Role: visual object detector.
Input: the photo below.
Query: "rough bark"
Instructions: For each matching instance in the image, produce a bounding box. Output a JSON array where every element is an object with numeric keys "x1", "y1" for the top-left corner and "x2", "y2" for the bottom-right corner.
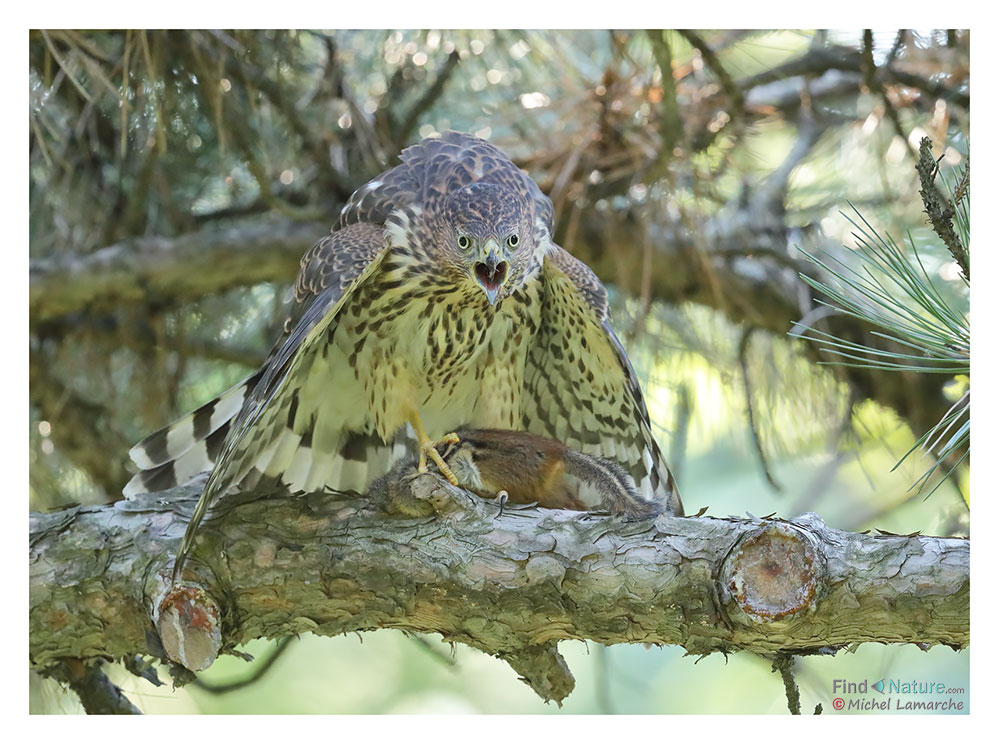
[{"x1": 29, "y1": 474, "x2": 969, "y2": 705}]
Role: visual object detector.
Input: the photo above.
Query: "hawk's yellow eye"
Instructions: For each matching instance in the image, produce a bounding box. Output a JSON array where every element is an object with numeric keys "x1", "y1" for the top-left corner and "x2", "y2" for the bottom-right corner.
[
  {"x1": 507, "y1": 234, "x2": 520, "y2": 248},
  {"x1": 457, "y1": 235, "x2": 471, "y2": 250}
]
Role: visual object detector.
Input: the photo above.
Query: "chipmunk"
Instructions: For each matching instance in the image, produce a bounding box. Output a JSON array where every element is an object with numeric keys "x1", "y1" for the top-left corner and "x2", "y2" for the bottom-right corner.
[{"x1": 372, "y1": 429, "x2": 662, "y2": 518}]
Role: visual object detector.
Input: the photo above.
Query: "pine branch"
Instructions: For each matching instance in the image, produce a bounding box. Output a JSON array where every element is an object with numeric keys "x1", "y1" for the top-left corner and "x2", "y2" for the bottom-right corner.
[
  {"x1": 30, "y1": 474, "x2": 969, "y2": 708},
  {"x1": 795, "y1": 192, "x2": 970, "y2": 493},
  {"x1": 916, "y1": 137, "x2": 970, "y2": 281}
]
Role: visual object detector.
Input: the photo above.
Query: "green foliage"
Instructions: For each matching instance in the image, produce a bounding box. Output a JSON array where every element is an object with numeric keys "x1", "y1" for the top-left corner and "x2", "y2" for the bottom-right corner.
[{"x1": 794, "y1": 151, "x2": 970, "y2": 496}]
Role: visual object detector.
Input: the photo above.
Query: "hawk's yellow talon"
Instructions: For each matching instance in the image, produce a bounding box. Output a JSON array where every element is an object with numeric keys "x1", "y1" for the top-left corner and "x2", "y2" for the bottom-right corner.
[
  {"x1": 423, "y1": 437, "x2": 460, "y2": 486},
  {"x1": 408, "y1": 414, "x2": 461, "y2": 485}
]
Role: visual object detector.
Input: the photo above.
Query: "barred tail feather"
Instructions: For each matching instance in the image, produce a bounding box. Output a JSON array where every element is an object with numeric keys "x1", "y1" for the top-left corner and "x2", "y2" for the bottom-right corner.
[
  {"x1": 123, "y1": 372, "x2": 260, "y2": 497},
  {"x1": 283, "y1": 432, "x2": 405, "y2": 494},
  {"x1": 122, "y1": 431, "x2": 221, "y2": 498},
  {"x1": 281, "y1": 445, "x2": 315, "y2": 490}
]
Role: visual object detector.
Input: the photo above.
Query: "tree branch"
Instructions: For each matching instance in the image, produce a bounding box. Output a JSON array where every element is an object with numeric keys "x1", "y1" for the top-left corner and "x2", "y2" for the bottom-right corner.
[
  {"x1": 30, "y1": 475, "x2": 969, "y2": 707},
  {"x1": 396, "y1": 50, "x2": 461, "y2": 148},
  {"x1": 916, "y1": 136, "x2": 969, "y2": 281},
  {"x1": 48, "y1": 660, "x2": 143, "y2": 715},
  {"x1": 678, "y1": 30, "x2": 745, "y2": 121},
  {"x1": 29, "y1": 218, "x2": 325, "y2": 324},
  {"x1": 735, "y1": 45, "x2": 969, "y2": 109}
]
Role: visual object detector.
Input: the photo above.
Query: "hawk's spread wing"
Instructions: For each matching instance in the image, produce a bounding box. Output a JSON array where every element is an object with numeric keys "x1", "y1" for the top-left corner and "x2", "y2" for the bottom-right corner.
[
  {"x1": 125, "y1": 131, "x2": 681, "y2": 582},
  {"x1": 168, "y1": 222, "x2": 389, "y2": 577},
  {"x1": 522, "y1": 244, "x2": 682, "y2": 516},
  {"x1": 255, "y1": 222, "x2": 389, "y2": 411}
]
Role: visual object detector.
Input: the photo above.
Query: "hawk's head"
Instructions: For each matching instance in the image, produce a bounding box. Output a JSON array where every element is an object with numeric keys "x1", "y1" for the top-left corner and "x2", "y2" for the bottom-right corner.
[{"x1": 441, "y1": 182, "x2": 544, "y2": 305}]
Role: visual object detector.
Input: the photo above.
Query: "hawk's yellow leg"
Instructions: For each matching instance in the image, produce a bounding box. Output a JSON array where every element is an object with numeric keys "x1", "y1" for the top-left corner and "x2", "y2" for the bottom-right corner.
[{"x1": 407, "y1": 413, "x2": 461, "y2": 485}]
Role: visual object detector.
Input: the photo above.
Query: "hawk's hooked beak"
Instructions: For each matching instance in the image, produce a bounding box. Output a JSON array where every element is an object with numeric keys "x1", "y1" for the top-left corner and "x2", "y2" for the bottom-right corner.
[{"x1": 473, "y1": 239, "x2": 509, "y2": 306}]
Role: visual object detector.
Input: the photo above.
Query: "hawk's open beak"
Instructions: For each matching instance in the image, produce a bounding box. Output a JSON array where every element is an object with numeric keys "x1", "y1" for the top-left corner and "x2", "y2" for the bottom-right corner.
[{"x1": 473, "y1": 240, "x2": 508, "y2": 305}]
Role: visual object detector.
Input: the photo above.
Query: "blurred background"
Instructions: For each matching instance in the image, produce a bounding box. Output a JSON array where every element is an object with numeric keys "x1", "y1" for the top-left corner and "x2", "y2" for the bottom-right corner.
[{"x1": 29, "y1": 29, "x2": 969, "y2": 714}]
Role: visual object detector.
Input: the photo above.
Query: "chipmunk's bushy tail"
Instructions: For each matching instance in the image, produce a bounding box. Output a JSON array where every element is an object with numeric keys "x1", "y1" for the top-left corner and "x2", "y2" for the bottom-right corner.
[{"x1": 563, "y1": 448, "x2": 664, "y2": 518}]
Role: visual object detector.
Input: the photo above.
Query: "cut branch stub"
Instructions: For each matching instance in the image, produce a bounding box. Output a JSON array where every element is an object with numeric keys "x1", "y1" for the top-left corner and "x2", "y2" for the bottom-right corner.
[
  {"x1": 720, "y1": 521, "x2": 825, "y2": 624},
  {"x1": 500, "y1": 644, "x2": 576, "y2": 705},
  {"x1": 155, "y1": 585, "x2": 222, "y2": 672}
]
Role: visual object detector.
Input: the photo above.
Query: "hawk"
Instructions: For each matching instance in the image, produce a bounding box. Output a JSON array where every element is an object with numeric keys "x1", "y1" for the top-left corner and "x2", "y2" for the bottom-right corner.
[{"x1": 124, "y1": 132, "x2": 682, "y2": 576}]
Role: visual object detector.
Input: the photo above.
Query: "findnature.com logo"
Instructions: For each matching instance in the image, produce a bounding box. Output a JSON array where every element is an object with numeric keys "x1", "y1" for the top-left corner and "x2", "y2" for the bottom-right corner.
[{"x1": 830, "y1": 678, "x2": 966, "y2": 712}]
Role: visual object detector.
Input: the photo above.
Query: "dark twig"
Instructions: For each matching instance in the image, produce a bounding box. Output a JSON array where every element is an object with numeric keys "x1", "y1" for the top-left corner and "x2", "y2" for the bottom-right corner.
[
  {"x1": 862, "y1": 30, "x2": 917, "y2": 165},
  {"x1": 887, "y1": 29, "x2": 908, "y2": 65},
  {"x1": 55, "y1": 660, "x2": 143, "y2": 715},
  {"x1": 735, "y1": 47, "x2": 864, "y2": 94},
  {"x1": 772, "y1": 653, "x2": 801, "y2": 715},
  {"x1": 735, "y1": 45, "x2": 969, "y2": 110},
  {"x1": 403, "y1": 632, "x2": 459, "y2": 668},
  {"x1": 374, "y1": 61, "x2": 410, "y2": 145},
  {"x1": 738, "y1": 327, "x2": 782, "y2": 493},
  {"x1": 397, "y1": 50, "x2": 461, "y2": 148},
  {"x1": 860, "y1": 30, "x2": 877, "y2": 92},
  {"x1": 678, "y1": 30, "x2": 745, "y2": 122}
]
